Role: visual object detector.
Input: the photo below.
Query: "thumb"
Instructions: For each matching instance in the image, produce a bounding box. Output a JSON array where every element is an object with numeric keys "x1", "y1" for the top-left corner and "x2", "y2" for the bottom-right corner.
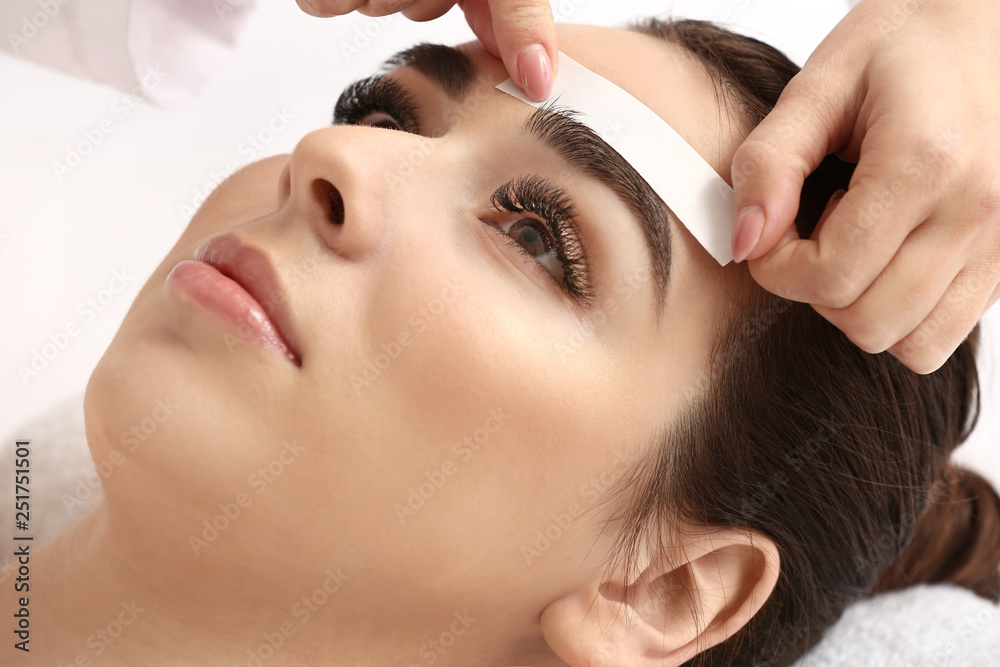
[
  {"x1": 462, "y1": 0, "x2": 557, "y2": 101},
  {"x1": 730, "y1": 73, "x2": 853, "y2": 263}
]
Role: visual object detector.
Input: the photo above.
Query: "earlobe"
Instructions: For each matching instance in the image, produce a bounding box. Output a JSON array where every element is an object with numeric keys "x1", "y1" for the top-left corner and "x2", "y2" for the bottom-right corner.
[{"x1": 539, "y1": 528, "x2": 780, "y2": 667}]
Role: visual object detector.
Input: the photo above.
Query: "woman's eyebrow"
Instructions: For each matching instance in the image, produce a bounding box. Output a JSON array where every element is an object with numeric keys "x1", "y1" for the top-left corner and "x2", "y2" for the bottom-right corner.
[
  {"x1": 383, "y1": 43, "x2": 474, "y2": 98},
  {"x1": 526, "y1": 106, "x2": 672, "y2": 320}
]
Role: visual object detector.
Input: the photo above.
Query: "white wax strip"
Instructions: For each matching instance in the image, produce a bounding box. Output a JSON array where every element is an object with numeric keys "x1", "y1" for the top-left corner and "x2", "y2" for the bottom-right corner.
[{"x1": 497, "y1": 53, "x2": 735, "y2": 265}]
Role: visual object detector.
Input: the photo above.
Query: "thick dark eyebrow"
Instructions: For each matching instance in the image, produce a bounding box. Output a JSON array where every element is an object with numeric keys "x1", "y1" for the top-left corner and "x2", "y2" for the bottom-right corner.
[
  {"x1": 384, "y1": 44, "x2": 473, "y2": 99},
  {"x1": 526, "y1": 106, "x2": 672, "y2": 321}
]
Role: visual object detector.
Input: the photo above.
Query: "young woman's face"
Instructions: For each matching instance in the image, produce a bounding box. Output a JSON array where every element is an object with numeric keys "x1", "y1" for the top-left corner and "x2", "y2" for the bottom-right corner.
[{"x1": 85, "y1": 22, "x2": 745, "y2": 645}]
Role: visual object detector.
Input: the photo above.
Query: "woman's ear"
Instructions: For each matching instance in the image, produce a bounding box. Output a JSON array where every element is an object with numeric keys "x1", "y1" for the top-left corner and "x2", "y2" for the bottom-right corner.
[{"x1": 539, "y1": 528, "x2": 780, "y2": 667}]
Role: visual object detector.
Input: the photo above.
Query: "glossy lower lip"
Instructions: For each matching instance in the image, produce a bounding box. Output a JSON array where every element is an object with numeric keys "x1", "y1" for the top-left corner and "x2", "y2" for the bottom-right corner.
[{"x1": 166, "y1": 259, "x2": 298, "y2": 364}]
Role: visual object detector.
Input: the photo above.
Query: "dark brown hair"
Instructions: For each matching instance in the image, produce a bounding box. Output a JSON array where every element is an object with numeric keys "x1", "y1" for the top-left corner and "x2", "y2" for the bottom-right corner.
[{"x1": 610, "y1": 18, "x2": 1000, "y2": 666}]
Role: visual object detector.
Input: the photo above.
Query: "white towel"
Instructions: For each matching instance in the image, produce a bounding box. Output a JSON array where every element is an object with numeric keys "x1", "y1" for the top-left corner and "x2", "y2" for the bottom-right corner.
[{"x1": 793, "y1": 585, "x2": 1000, "y2": 666}]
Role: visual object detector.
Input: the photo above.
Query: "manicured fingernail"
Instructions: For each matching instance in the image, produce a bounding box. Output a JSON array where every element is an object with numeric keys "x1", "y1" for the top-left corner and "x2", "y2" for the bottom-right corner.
[
  {"x1": 732, "y1": 204, "x2": 765, "y2": 263},
  {"x1": 518, "y1": 44, "x2": 552, "y2": 102}
]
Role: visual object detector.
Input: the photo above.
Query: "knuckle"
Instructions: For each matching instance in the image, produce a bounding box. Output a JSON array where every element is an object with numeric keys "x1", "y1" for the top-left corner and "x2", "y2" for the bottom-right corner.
[
  {"x1": 846, "y1": 172, "x2": 896, "y2": 232},
  {"x1": 493, "y1": 1, "x2": 553, "y2": 28},
  {"x1": 767, "y1": 71, "x2": 841, "y2": 146},
  {"x1": 855, "y1": 330, "x2": 894, "y2": 355},
  {"x1": 369, "y1": 0, "x2": 412, "y2": 14},
  {"x1": 896, "y1": 314, "x2": 966, "y2": 374},
  {"x1": 895, "y1": 344, "x2": 948, "y2": 376},
  {"x1": 958, "y1": 263, "x2": 997, "y2": 303},
  {"x1": 815, "y1": 271, "x2": 865, "y2": 309},
  {"x1": 839, "y1": 314, "x2": 894, "y2": 355},
  {"x1": 969, "y1": 179, "x2": 1000, "y2": 232}
]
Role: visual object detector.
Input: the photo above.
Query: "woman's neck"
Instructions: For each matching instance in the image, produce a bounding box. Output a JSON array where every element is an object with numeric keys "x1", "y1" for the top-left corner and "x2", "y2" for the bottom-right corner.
[
  {"x1": 1, "y1": 504, "x2": 341, "y2": 665},
  {"x1": 0, "y1": 501, "x2": 553, "y2": 666},
  {"x1": 4, "y1": 505, "x2": 206, "y2": 665}
]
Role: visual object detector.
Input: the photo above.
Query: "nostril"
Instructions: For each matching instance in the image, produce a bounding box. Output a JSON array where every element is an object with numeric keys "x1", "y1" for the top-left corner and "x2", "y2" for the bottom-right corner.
[{"x1": 314, "y1": 179, "x2": 344, "y2": 226}]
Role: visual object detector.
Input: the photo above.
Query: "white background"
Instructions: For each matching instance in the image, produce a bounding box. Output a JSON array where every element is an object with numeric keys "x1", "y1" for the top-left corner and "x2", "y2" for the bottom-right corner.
[{"x1": 1, "y1": 0, "x2": 996, "y2": 487}]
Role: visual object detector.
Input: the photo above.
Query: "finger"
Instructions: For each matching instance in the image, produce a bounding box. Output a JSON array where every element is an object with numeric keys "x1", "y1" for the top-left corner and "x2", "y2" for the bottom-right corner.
[
  {"x1": 989, "y1": 281, "x2": 1000, "y2": 312},
  {"x1": 889, "y1": 261, "x2": 1000, "y2": 374},
  {"x1": 401, "y1": 0, "x2": 457, "y2": 20},
  {"x1": 296, "y1": 0, "x2": 366, "y2": 16},
  {"x1": 748, "y1": 121, "x2": 950, "y2": 309},
  {"x1": 811, "y1": 188, "x2": 846, "y2": 237},
  {"x1": 470, "y1": 0, "x2": 556, "y2": 102},
  {"x1": 357, "y1": 0, "x2": 414, "y2": 16},
  {"x1": 731, "y1": 68, "x2": 856, "y2": 263},
  {"x1": 813, "y1": 218, "x2": 965, "y2": 354}
]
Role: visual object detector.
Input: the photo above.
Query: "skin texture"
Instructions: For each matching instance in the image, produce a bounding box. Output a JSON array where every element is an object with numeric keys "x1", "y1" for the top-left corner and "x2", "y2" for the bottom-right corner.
[{"x1": 1, "y1": 25, "x2": 777, "y2": 667}]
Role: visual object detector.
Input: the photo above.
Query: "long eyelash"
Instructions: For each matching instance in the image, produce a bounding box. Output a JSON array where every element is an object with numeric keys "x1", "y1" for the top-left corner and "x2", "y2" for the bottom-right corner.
[
  {"x1": 332, "y1": 76, "x2": 421, "y2": 133},
  {"x1": 490, "y1": 176, "x2": 594, "y2": 307}
]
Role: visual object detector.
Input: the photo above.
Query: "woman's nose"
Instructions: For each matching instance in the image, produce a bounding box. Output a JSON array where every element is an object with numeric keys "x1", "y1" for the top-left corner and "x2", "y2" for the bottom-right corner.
[{"x1": 282, "y1": 125, "x2": 431, "y2": 261}]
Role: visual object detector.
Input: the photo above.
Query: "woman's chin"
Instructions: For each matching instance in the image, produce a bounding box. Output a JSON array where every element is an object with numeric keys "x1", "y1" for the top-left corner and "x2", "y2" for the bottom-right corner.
[{"x1": 83, "y1": 324, "x2": 289, "y2": 506}]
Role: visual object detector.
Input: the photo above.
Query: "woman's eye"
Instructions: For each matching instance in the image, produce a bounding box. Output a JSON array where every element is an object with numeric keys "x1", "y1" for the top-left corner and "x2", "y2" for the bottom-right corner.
[
  {"x1": 487, "y1": 176, "x2": 593, "y2": 307},
  {"x1": 492, "y1": 217, "x2": 563, "y2": 282},
  {"x1": 358, "y1": 112, "x2": 404, "y2": 132}
]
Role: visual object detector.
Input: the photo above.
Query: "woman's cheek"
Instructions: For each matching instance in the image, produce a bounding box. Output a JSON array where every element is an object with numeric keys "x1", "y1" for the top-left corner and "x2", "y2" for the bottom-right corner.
[{"x1": 185, "y1": 155, "x2": 289, "y2": 238}]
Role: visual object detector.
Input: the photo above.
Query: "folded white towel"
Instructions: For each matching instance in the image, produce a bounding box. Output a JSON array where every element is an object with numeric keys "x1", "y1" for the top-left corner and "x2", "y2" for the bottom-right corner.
[{"x1": 3, "y1": 394, "x2": 999, "y2": 665}]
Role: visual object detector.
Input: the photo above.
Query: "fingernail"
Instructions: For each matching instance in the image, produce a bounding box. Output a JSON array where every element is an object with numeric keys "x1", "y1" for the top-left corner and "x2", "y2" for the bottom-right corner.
[
  {"x1": 518, "y1": 44, "x2": 552, "y2": 102},
  {"x1": 732, "y1": 204, "x2": 765, "y2": 263}
]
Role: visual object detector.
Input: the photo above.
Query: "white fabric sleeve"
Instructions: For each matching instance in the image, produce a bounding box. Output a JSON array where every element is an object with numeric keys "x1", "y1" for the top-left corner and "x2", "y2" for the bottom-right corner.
[{"x1": 0, "y1": 0, "x2": 256, "y2": 107}]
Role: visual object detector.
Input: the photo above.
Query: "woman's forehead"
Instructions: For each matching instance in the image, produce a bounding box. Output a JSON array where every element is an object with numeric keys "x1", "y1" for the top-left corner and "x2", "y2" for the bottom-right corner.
[{"x1": 457, "y1": 22, "x2": 743, "y2": 181}]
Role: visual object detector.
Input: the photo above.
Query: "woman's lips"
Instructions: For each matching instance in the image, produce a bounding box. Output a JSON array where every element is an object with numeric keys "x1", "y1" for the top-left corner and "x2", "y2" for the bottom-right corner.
[{"x1": 165, "y1": 236, "x2": 302, "y2": 366}]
